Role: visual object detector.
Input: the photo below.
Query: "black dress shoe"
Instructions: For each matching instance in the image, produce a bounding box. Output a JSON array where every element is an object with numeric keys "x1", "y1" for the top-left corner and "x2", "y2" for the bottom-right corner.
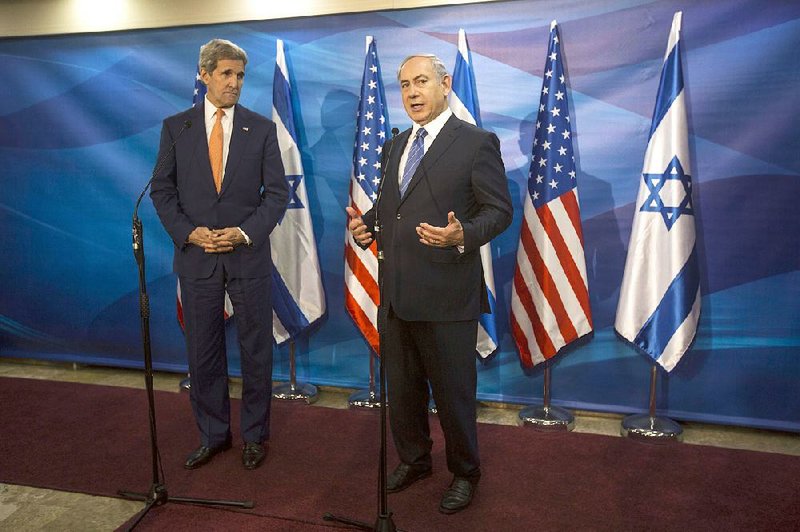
[
  {"x1": 242, "y1": 442, "x2": 266, "y2": 470},
  {"x1": 184, "y1": 439, "x2": 232, "y2": 470},
  {"x1": 439, "y1": 476, "x2": 478, "y2": 514},
  {"x1": 386, "y1": 463, "x2": 432, "y2": 493}
]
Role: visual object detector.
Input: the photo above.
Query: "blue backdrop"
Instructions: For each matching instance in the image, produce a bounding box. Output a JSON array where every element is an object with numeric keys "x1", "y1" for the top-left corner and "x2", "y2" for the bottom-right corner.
[{"x1": 1, "y1": 0, "x2": 798, "y2": 431}]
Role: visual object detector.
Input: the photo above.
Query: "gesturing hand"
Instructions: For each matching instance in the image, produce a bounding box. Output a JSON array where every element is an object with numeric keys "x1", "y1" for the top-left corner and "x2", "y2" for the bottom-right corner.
[
  {"x1": 346, "y1": 206, "x2": 374, "y2": 246},
  {"x1": 416, "y1": 211, "x2": 464, "y2": 248}
]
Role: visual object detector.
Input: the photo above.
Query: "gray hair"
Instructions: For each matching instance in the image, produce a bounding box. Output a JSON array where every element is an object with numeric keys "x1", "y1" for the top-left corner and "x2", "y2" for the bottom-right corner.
[
  {"x1": 198, "y1": 39, "x2": 248, "y2": 73},
  {"x1": 397, "y1": 54, "x2": 449, "y2": 82}
]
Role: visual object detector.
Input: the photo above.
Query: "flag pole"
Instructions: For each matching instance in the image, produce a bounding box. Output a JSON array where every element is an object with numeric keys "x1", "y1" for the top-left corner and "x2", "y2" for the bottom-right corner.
[
  {"x1": 273, "y1": 340, "x2": 319, "y2": 404},
  {"x1": 519, "y1": 361, "x2": 574, "y2": 431},
  {"x1": 348, "y1": 349, "x2": 382, "y2": 408},
  {"x1": 620, "y1": 362, "x2": 682, "y2": 442},
  {"x1": 511, "y1": 20, "x2": 594, "y2": 416},
  {"x1": 616, "y1": 12, "x2": 691, "y2": 444}
]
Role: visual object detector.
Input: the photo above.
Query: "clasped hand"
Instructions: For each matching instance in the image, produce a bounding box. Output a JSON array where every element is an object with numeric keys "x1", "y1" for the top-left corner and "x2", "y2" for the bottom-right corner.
[{"x1": 188, "y1": 227, "x2": 245, "y2": 253}]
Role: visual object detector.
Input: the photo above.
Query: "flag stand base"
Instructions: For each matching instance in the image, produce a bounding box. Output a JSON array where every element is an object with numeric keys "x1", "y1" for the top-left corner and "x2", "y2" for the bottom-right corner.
[
  {"x1": 428, "y1": 397, "x2": 438, "y2": 415},
  {"x1": 273, "y1": 341, "x2": 319, "y2": 404},
  {"x1": 519, "y1": 404, "x2": 574, "y2": 431},
  {"x1": 620, "y1": 414, "x2": 683, "y2": 442},
  {"x1": 349, "y1": 352, "x2": 384, "y2": 409},
  {"x1": 273, "y1": 382, "x2": 319, "y2": 404},
  {"x1": 348, "y1": 387, "x2": 383, "y2": 409},
  {"x1": 519, "y1": 365, "x2": 573, "y2": 431},
  {"x1": 621, "y1": 364, "x2": 683, "y2": 443}
]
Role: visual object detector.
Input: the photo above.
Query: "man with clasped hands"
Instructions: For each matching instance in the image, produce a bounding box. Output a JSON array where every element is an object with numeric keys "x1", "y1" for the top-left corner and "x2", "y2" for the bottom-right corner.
[
  {"x1": 347, "y1": 54, "x2": 512, "y2": 514},
  {"x1": 150, "y1": 39, "x2": 289, "y2": 472}
]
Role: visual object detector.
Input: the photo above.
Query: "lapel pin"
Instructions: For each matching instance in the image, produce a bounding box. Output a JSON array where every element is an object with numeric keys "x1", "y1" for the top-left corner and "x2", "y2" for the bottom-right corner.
[{"x1": 242, "y1": 127, "x2": 249, "y2": 132}]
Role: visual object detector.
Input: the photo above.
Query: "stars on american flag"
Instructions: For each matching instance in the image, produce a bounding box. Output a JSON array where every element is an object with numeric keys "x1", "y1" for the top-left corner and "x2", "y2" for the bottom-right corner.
[
  {"x1": 192, "y1": 67, "x2": 206, "y2": 107},
  {"x1": 510, "y1": 21, "x2": 593, "y2": 369},
  {"x1": 353, "y1": 48, "x2": 389, "y2": 202},
  {"x1": 527, "y1": 32, "x2": 577, "y2": 210}
]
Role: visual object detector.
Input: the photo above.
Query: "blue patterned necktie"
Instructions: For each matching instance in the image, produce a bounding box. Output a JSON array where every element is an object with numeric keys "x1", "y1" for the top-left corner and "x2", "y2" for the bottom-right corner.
[{"x1": 400, "y1": 128, "x2": 427, "y2": 198}]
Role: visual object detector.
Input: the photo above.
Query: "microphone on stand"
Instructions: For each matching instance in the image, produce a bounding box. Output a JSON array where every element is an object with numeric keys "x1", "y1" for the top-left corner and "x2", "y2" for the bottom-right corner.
[
  {"x1": 373, "y1": 127, "x2": 401, "y2": 245},
  {"x1": 120, "y1": 114, "x2": 252, "y2": 520},
  {"x1": 133, "y1": 120, "x2": 191, "y2": 259},
  {"x1": 133, "y1": 119, "x2": 192, "y2": 225}
]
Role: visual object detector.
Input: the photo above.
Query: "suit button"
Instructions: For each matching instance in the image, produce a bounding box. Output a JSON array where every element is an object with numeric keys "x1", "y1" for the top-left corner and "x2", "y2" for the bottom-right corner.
[{"x1": 396, "y1": 214, "x2": 401, "y2": 220}]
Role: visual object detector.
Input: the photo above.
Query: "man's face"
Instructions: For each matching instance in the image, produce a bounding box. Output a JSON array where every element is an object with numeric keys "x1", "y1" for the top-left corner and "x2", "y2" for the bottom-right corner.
[
  {"x1": 399, "y1": 56, "x2": 451, "y2": 126},
  {"x1": 202, "y1": 59, "x2": 245, "y2": 109}
]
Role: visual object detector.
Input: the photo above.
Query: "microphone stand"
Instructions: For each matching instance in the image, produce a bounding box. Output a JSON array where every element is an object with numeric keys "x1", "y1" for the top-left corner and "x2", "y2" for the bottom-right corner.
[
  {"x1": 118, "y1": 121, "x2": 252, "y2": 530},
  {"x1": 325, "y1": 128, "x2": 400, "y2": 532}
]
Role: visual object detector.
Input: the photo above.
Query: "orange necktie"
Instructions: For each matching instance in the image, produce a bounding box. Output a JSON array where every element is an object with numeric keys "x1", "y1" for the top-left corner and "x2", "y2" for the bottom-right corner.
[{"x1": 209, "y1": 108, "x2": 224, "y2": 193}]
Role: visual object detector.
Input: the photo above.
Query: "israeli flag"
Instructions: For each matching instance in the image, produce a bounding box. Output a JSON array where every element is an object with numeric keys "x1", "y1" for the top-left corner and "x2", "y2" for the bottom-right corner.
[
  {"x1": 448, "y1": 28, "x2": 499, "y2": 359},
  {"x1": 270, "y1": 39, "x2": 326, "y2": 344},
  {"x1": 615, "y1": 12, "x2": 700, "y2": 372}
]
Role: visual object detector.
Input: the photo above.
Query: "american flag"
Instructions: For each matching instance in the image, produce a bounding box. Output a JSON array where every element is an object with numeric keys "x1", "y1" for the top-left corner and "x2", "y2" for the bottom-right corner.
[
  {"x1": 176, "y1": 65, "x2": 233, "y2": 329},
  {"x1": 510, "y1": 21, "x2": 593, "y2": 368},
  {"x1": 344, "y1": 37, "x2": 390, "y2": 354}
]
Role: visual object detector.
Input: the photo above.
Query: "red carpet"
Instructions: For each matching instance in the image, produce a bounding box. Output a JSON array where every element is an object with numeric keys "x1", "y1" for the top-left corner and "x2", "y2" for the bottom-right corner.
[{"x1": 1, "y1": 376, "x2": 798, "y2": 531}]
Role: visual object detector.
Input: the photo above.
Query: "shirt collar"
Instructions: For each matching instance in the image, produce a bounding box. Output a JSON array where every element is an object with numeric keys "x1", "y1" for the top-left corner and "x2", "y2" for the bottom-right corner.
[
  {"x1": 204, "y1": 95, "x2": 234, "y2": 123},
  {"x1": 411, "y1": 107, "x2": 452, "y2": 140}
]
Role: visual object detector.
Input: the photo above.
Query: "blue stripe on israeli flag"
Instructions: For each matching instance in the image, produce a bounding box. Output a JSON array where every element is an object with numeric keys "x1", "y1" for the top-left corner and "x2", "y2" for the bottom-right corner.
[
  {"x1": 448, "y1": 28, "x2": 499, "y2": 358},
  {"x1": 615, "y1": 12, "x2": 700, "y2": 372},
  {"x1": 270, "y1": 39, "x2": 326, "y2": 345}
]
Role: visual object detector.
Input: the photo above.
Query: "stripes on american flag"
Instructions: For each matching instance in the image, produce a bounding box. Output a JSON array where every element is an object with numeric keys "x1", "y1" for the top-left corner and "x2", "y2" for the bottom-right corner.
[
  {"x1": 510, "y1": 21, "x2": 593, "y2": 368},
  {"x1": 344, "y1": 37, "x2": 389, "y2": 355}
]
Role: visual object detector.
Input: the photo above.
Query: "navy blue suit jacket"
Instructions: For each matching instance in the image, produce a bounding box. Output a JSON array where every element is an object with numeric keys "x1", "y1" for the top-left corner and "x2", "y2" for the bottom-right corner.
[
  {"x1": 150, "y1": 103, "x2": 289, "y2": 279},
  {"x1": 362, "y1": 115, "x2": 512, "y2": 322}
]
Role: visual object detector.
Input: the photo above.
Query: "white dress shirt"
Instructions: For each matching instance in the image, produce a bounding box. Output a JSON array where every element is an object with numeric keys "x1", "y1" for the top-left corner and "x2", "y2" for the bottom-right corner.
[
  {"x1": 203, "y1": 96, "x2": 251, "y2": 245},
  {"x1": 204, "y1": 95, "x2": 234, "y2": 183},
  {"x1": 398, "y1": 107, "x2": 453, "y2": 185}
]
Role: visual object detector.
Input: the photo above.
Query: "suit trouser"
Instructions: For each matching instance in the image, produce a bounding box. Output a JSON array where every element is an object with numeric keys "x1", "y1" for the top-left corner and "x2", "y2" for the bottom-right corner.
[
  {"x1": 384, "y1": 308, "x2": 481, "y2": 479},
  {"x1": 180, "y1": 264, "x2": 273, "y2": 448}
]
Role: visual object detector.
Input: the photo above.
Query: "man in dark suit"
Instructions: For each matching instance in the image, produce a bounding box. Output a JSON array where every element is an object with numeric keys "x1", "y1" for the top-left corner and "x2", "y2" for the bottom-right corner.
[
  {"x1": 347, "y1": 54, "x2": 512, "y2": 514},
  {"x1": 151, "y1": 39, "x2": 289, "y2": 471}
]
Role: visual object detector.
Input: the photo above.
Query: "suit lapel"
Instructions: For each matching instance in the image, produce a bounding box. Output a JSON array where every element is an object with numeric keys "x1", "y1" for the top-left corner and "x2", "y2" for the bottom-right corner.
[
  {"x1": 401, "y1": 115, "x2": 461, "y2": 203},
  {"x1": 387, "y1": 129, "x2": 411, "y2": 201},
  {"x1": 188, "y1": 104, "x2": 217, "y2": 194},
  {"x1": 220, "y1": 104, "x2": 251, "y2": 196}
]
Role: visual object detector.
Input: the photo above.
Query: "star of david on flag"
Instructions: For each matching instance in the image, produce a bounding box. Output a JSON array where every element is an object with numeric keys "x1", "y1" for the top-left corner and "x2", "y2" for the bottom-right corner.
[
  {"x1": 285, "y1": 175, "x2": 305, "y2": 209},
  {"x1": 615, "y1": 12, "x2": 701, "y2": 372},
  {"x1": 270, "y1": 39, "x2": 326, "y2": 344},
  {"x1": 640, "y1": 155, "x2": 693, "y2": 230}
]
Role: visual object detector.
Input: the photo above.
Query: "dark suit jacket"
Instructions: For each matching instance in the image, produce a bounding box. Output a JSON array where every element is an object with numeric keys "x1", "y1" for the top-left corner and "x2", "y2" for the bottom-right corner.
[
  {"x1": 150, "y1": 103, "x2": 289, "y2": 280},
  {"x1": 362, "y1": 115, "x2": 512, "y2": 322}
]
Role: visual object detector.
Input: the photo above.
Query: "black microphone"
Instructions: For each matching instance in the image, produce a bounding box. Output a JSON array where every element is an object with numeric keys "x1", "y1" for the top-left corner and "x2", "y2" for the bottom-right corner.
[
  {"x1": 133, "y1": 119, "x2": 192, "y2": 222},
  {"x1": 373, "y1": 127, "x2": 401, "y2": 234},
  {"x1": 133, "y1": 119, "x2": 191, "y2": 254}
]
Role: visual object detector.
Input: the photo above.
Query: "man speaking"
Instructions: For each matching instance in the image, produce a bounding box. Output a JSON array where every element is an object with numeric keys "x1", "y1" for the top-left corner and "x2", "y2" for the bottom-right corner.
[
  {"x1": 151, "y1": 39, "x2": 289, "y2": 471},
  {"x1": 347, "y1": 54, "x2": 512, "y2": 514}
]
